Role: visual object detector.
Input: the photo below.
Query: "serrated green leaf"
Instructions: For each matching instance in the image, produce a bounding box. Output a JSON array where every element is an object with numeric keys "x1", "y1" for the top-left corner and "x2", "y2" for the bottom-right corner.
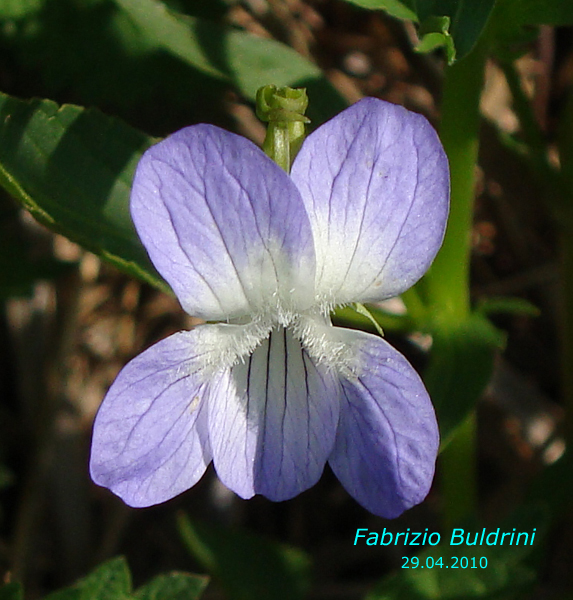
[
  {"x1": 134, "y1": 573, "x2": 209, "y2": 600},
  {"x1": 43, "y1": 558, "x2": 131, "y2": 600},
  {"x1": 78, "y1": 557, "x2": 131, "y2": 600},
  {"x1": 178, "y1": 514, "x2": 311, "y2": 600},
  {"x1": 425, "y1": 313, "x2": 503, "y2": 447},
  {"x1": 0, "y1": 583, "x2": 23, "y2": 600},
  {"x1": 0, "y1": 91, "x2": 168, "y2": 292},
  {"x1": 43, "y1": 589, "x2": 82, "y2": 600}
]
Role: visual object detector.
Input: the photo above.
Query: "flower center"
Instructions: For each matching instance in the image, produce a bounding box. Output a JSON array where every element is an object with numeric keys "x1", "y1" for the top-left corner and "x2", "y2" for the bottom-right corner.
[{"x1": 195, "y1": 312, "x2": 360, "y2": 379}]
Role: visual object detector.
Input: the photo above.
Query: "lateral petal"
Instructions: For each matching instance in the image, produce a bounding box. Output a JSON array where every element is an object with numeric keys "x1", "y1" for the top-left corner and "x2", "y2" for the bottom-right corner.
[
  {"x1": 328, "y1": 328, "x2": 438, "y2": 518},
  {"x1": 209, "y1": 326, "x2": 340, "y2": 501},
  {"x1": 90, "y1": 330, "x2": 215, "y2": 507},
  {"x1": 291, "y1": 97, "x2": 449, "y2": 305},
  {"x1": 131, "y1": 125, "x2": 316, "y2": 321}
]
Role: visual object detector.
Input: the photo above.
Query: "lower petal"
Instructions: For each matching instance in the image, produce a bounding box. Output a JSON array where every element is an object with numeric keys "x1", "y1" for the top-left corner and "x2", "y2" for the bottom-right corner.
[
  {"x1": 90, "y1": 330, "x2": 215, "y2": 507},
  {"x1": 328, "y1": 328, "x2": 438, "y2": 518},
  {"x1": 209, "y1": 326, "x2": 340, "y2": 501}
]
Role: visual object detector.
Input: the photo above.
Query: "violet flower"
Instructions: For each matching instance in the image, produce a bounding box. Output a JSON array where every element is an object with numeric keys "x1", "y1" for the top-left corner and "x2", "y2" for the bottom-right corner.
[{"x1": 90, "y1": 98, "x2": 449, "y2": 517}]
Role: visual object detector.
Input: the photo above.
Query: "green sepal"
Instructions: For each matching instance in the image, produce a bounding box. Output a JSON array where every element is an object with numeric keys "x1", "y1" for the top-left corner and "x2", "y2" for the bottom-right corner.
[{"x1": 352, "y1": 303, "x2": 385, "y2": 337}]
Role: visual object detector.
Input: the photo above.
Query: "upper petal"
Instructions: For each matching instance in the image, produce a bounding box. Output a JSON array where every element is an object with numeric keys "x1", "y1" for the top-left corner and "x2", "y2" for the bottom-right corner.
[
  {"x1": 90, "y1": 330, "x2": 214, "y2": 507},
  {"x1": 291, "y1": 97, "x2": 449, "y2": 305},
  {"x1": 328, "y1": 328, "x2": 439, "y2": 518},
  {"x1": 208, "y1": 326, "x2": 340, "y2": 501},
  {"x1": 131, "y1": 125, "x2": 316, "y2": 321}
]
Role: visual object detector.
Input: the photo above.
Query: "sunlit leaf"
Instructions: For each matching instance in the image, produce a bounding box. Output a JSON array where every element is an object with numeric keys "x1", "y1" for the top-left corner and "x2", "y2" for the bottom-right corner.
[
  {"x1": 0, "y1": 91, "x2": 168, "y2": 292},
  {"x1": 112, "y1": 0, "x2": 345, "y2": 113}
]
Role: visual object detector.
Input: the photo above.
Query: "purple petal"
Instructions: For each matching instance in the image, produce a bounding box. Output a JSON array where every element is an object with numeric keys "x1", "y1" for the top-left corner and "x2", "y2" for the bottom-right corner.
[
  {"x1": 90, "y1": 331, "x2": 215, "y2": 507},
  {"x1": 208, "y1": 327, "x2": 340, "y2": 501},
  {"x1": 131, "y1": 125, "x2": 316, "y2": 321},
  {"x1": 291, "y1": 97, "x2": 449, "y2": 305},
  {"x1": 328, "y1": 328, "x2": 438, "y2": 518}
]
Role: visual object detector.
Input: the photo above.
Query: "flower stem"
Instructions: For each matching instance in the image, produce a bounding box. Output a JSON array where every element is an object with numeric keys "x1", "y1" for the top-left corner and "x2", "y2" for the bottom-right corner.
[
  {"x1": 256, "y1": 85, "x2": 310, "y2": 172},
  {"x1": 426, "y1": 40, "x2": 488, "y2": 323},
  {"x1": 427, "y1": 39, "x2": 489, "y2": 528}
]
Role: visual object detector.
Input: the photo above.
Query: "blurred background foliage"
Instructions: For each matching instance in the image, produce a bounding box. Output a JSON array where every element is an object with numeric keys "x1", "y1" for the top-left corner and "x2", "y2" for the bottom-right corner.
[{"x1": 2, "y1": 0, "x2": 573, "y2": 598}]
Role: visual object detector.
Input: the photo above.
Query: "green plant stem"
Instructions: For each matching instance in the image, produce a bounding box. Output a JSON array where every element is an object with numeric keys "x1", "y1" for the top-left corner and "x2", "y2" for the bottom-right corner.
[
  {"x1": 426, "y1": 40, "x2": 488, "y2": 322},
  {"x1": 427, "y1": 39, "x2": 488, "y2": 528}
]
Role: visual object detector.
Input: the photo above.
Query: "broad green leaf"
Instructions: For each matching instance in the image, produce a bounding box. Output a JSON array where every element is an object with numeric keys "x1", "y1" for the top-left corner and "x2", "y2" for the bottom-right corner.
[
  {"x1": 112, "y1": 0, "x2": 348, "y2": 119},
  {"x1": 134, "y1": 573, "x2": 208, "y2": 600},
  {"x1": 111, "y1": 0, "x2": 319, "y2": 89},
  {"x1": 77, "y1": 557, "x2": 132, "y2": 600},
  {"x1": 112, "y1": 0, "x2": 228, "y2": 81},
  {"x1": 0, "y1": 92, "x2": 168, "y2": 292},
  {"x1": 43, "y1": 587, "x2": 81, "y2": 600},
  {"x1": 43, "y1": 558, "x2": 208, "y2": 600},
  {"x1": 0, "y1": 583, "x2": 23, "y2": 600},
  {"x1": 425, "y1": 313, "x2": 503, "y2": 447},
  {"x1": 43, "y1": 558, "x2": 131, "y2": 600},
  {"x1": 4, "y1": 0, "x2": 228, "y2": 128},
  {"x1": 178, "y1": 514, "x2": 311, "y2": 600}
]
